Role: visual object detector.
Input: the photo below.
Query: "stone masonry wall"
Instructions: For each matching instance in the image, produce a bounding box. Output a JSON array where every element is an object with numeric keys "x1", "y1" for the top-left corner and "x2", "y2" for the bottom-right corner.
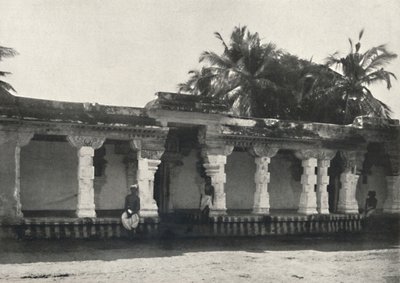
[{"x1": 20, "y1": 140, "x2": 78, "y2": 210}]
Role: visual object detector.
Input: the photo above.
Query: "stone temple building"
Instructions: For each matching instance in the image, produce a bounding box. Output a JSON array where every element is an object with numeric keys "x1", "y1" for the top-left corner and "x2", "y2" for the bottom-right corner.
[{"x1": 0, "y1": 91, "x2": 399, "y2": 239}]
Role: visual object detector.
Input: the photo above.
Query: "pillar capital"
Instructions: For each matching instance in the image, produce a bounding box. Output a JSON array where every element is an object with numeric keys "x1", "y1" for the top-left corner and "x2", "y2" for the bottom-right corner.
[
  {"x1": 130, "y1": 138, "x2": 165, "y2": 160},
  {"x1": 295, "y1": 149, "x2": 336, "y2": 161},
  {"x1": 340, "y1": 150, "x2": 366, "y2": 174},
  {"x1": 202, "y1": 144, "x2": 234, "y2": 158},
  {"x1": 67, "y1": 135, "x2": 105, "y2": 149},
  {"x1": 0, "y1": 131, "x2": 34, "y2": 147},
  {"x1": 249, "y1": 144, "x2": 279, "y2": 158}
]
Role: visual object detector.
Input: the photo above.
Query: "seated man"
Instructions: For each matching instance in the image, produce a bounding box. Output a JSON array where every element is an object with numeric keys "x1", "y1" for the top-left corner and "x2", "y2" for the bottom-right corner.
[
  {"x1": 364, "y1": 190, "x2": 378, "y2": 217},
  {"x1": 200, "y1": 179, "x2": 214, "y2": 218},
  {"x1": 121, "y1": 184, "x2": 140, "y2": 231}
]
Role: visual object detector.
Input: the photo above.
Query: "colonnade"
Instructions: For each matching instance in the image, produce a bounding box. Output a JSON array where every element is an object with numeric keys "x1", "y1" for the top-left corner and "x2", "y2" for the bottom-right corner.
[{"x1": 1, "y1": 131, "x2": 400, "y2": 219}]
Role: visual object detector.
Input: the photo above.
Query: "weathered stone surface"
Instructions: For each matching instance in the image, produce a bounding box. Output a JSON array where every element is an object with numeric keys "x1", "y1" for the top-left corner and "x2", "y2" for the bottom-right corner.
[
  {"x1": 137, "y1": 158, "x2": 161, "y2": 218},
  {"x1": 253, "y1": 157, "x2": 271, "y2": 215},
  {"x1": 337, "y1": 173, "x2": 359, "y2": 214},
  {"x1": 383, "y1": 176, "x2": 400, "y2": 213},
  {"x1": 298, "y1": 157, "x2": 318, "y2": 215}
]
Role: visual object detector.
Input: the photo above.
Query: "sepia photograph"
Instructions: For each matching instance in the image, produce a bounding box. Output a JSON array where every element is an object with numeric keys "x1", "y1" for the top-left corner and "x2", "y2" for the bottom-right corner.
[{"x1": 0, "y1": 0, "x2": 399, "y2": 282}]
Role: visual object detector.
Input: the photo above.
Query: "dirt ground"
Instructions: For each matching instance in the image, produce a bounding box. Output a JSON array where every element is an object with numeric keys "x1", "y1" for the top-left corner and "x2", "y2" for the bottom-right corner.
[{"x1": 0, "y1": 233, "x2": 399, "y2": 283}]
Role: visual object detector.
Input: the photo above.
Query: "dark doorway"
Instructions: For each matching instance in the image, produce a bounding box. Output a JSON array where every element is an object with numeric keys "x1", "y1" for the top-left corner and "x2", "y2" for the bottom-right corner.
[
  {"x1": 154, "y1": 162, "x2": 170, "y2": 215},
  {"x1": 328, "y1": 153, "x2": 343, "y2": 213}
]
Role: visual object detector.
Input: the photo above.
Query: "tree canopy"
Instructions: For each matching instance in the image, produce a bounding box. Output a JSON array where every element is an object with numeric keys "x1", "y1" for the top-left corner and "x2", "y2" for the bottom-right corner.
[{"x1": 178, "y1": 26, "x2": 397, "y2": 124}]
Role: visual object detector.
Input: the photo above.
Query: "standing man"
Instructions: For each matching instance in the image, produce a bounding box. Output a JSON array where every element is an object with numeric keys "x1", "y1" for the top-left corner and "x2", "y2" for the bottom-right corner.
[{"x1": 122, "y1": 184, "x2": 140, "y2": 231}]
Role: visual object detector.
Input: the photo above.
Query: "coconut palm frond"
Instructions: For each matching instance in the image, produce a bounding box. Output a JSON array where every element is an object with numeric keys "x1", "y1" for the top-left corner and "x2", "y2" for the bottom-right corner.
[
  {"x1": 199, "y1": 51, "x2": 234, "y2": 69},
  {"x1": 0, "y1": 46, "x2": 18, "y2": 61},
  {"x1": 362, "y1": 69, "x2": 397, "y2": 89},
  {"x1": 214, "y1": 32, "x2": 229, "y2": 53}
]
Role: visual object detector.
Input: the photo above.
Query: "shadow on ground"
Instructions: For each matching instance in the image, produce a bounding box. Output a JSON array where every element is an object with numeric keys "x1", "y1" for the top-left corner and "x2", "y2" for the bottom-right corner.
[{"x1": 0, "y1": 231, "x2": 399, "y2": 264}]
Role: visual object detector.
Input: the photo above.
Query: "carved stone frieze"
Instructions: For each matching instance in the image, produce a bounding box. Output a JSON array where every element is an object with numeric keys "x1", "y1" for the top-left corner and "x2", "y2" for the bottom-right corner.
[
  {"x1": 249, "y1": 144, "x2": 279, "y2": 158},
  {"x1": 68, "y1": 135, "x2": 105, "y2": 149}
]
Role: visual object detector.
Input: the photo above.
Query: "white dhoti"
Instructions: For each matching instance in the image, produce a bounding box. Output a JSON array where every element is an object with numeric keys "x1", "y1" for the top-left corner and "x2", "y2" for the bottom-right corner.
[
  {"x1": 121, "y1": 212, "x2": 140, "y2": 230},
  {"x1": 200, "y1": 195, "x2": 212, "y2": 211}
]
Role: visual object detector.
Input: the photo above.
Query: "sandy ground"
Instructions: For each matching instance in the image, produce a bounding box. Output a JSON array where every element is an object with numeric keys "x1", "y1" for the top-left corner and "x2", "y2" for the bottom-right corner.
[{"x1": 0, "y1": 234, "x2": 399, "y2": 283}]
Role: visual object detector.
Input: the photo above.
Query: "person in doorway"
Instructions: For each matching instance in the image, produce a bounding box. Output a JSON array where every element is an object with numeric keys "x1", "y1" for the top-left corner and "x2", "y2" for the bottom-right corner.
[
  {"x1": 364, "y1": 190, "x2": 378, "y2": 217},
  {"x1": 121, "y1": 184, "x2": 140, "y2": 231}
]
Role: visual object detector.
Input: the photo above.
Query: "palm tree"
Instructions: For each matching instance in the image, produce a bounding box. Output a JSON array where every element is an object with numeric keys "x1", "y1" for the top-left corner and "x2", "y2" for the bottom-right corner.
[
  {"x1": 0, "y1": 45, "x2": 18, "y2": 98},
  {"x1": 179, "y1": 26, "x2": 300, "y2": 118},
  {"x1": 179, "y1": 26, "x2": 328, "y2": 119},
  {"x1": 325, "y1": 30, "x2": 397, "y2": 124}
]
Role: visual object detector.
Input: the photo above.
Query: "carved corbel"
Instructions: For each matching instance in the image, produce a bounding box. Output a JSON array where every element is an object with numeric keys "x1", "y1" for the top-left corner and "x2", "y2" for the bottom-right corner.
[
  {"x1": 17, "y1": 132, "x2": 34, "y2": 147},
  {"x1": 141, "y1": 149, "x2": 165, "y2": 160},
  {"x1": 340, "y1": 150, "x2": 366, "y2": 175},
  {"x1": 202, "y1": 144, "x2": 234, "y2": 161},
  {"x1": 249, "y1": 144, "x2": 279, "y2": 158},
  {"x1": 67, "y1": 135, "x2": 105, "y2": 149},
  {"x1": 130, "y1": 139, "x2": 142, "y2": 151},
  {"x1": 294, "y1": 149, "x2": 318, "y2": 160}
]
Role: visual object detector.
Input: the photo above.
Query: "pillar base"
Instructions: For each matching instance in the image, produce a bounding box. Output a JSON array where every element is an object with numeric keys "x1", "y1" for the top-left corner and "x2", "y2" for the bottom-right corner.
[
  {"x1": 76, "y1": 209, "x2": 96, "y2": 218},
  {"x1": 139, "y1": 209, "x2": 159, "y2": 218},
  {"x1": 318, "y1": 208, "x2": 330, "y2": 214},
  {"x1": 337, "y1": 206, "x2": 359, "y2": 214},
  {"x1": 209, "y1": 209, "x2": 227, "y2": 217},
  {"x1": 383, "y1": 201, "x2": 400, "y2": 214},
  {"x1": 297, "y1": 207, "x2": 318, "y2": 215},
  {"x1": 252, "y1": 207, "x2": 269, "y2": 215}
]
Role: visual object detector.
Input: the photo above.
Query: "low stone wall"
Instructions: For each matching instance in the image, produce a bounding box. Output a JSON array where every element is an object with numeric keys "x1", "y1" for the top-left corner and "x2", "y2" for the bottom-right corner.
[
  {"x1": 208, "y1": 214, "x2": 363, "y2": 236},
  {"x1": 0, "y1": 213, "x2": 366, "y2": 239},
  {"x1": 0, "y1": 217, "x2": 159, "y2": 240}
]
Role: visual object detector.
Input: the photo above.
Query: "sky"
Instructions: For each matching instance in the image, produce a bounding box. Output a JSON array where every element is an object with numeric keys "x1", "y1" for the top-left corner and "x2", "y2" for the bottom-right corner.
[{"x1": 1, "y1": 0, "x2": 399, "y2": 118}]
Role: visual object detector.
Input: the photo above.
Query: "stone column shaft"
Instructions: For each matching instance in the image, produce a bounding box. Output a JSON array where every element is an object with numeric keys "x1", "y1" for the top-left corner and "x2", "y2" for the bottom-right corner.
[
  {"x1": 317, "y1": 159, "x2": 330, "y2": 214},
  {"x1": 76, "y1": 146, "x2": 97, "y2": 217},
  {"x1": 337, "y1": 151, "x2": 362, "y2": 214},
  {"x1": 136, "y1": 157, "x2": 161, "y2": 218},
  {"x1": 383, "y1": 176, "x2": 400, "y2": 213},
  {"x1": 68, "y1": 135, "x2": 105, "y2": 218},
  {"x1": 337, "y1": 172, "x2": 359, "y2": 213},
  {"x1": 204, "y1": 154, "x2": 227, "y2": 216},
  {"x1": 298, "y1": 158, "x2": 318, "y2": 215},
  {"x1": 0, "y1": 132, "x2": 33, "y2": 219},
  {"x1": 253, "y1": 157, "x2": 271, "y2": 215}
]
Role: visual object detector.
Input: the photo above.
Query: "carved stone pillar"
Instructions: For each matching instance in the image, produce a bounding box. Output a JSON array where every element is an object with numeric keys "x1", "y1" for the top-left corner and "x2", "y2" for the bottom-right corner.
[
  {"x1": 0, "y1": 131, "x2": 33, "y2": 218},
  {"x1": 384, "y1": 176, "x2": 400, "y2": 213},
  {"x1": 202, "y1": 144, "x2": 234, "y2": 216},
  {"x1": 316, "y1": 150, "x2": 336, "y2": 214},
  {"x1": 249, "y1": 145, "x2": 279, "y2": 215},
  {"x1": 383, "y1": 142, "x2": 400, "y2": 213},
  {"x1": 337, "y1": 151, "x2": 363, "y2": 214},
  {"x1": 68, "y1": 136, "x2": 105, "y2": 218},
  {"x1": 295, "y1": 150, "x2": 318, "y2": 215},
  {"x1": 131, "y1": 139, "x2": 165, "y2": 218}
]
